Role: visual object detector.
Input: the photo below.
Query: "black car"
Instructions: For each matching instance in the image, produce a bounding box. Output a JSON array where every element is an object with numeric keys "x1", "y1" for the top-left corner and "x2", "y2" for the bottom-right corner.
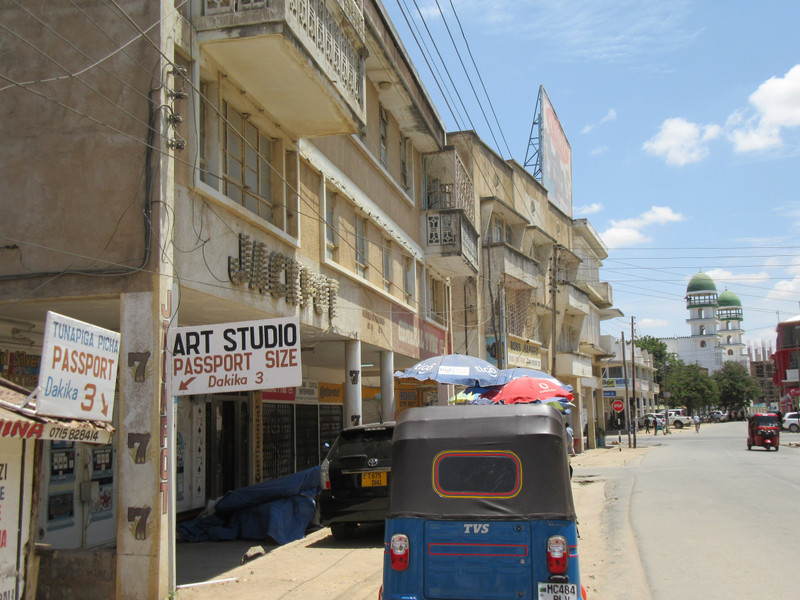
[{"x1": 319, "y1": 421, "x2": 394, "y2": 539}]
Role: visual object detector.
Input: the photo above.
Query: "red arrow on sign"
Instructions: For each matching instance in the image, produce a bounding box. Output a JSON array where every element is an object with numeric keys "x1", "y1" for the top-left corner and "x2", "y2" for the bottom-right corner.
[{"x1": 179, "y1": 377, "x2": 196, "y2": 391}]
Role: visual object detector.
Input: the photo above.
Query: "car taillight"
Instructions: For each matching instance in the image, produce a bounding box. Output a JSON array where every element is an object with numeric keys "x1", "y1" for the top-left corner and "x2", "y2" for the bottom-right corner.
[
  {"x1": 321, "y1": 458, "x2": 331, "y2": 490},
  {"x1": 546, "y1": 535, "x2": 568, "y2": 575},
  {"x1": 389, "y1": 533, "x2": 409, "y2": 571}
]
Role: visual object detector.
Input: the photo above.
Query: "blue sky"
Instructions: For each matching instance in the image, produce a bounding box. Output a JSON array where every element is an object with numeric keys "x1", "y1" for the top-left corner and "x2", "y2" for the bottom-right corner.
[{"x1": 382, "y1": 0, "x2": 800, "y2": 351}]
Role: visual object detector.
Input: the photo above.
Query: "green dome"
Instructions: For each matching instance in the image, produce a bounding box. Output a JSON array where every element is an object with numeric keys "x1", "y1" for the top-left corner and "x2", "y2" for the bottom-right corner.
[
  {"x1": 687, "y1": 272, "x2": 716, "y2": 293},
  {"x1": 718, "y1": 289, "x2": 742, "y2": 307}
]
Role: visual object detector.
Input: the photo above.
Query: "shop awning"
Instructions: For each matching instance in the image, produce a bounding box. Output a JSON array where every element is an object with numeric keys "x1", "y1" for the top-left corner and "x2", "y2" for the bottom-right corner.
[{"x1": 0, "y1": 377, "x2": 114, "y2": 444}]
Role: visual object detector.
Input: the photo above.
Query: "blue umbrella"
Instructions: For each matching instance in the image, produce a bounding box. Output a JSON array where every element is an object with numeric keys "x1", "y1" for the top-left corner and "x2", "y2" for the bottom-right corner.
[{"x1": 394, "y1": 354, "x2": 501, "y2": 387}]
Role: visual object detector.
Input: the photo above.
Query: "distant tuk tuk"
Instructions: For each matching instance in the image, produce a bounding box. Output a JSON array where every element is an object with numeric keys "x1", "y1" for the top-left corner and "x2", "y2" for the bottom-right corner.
[
  {"x1": 747, "y1": 413, "x2": 780, "y2": 451},
  {"x1": 381, "y1": 404, "x2": 585, "y2": 600}
]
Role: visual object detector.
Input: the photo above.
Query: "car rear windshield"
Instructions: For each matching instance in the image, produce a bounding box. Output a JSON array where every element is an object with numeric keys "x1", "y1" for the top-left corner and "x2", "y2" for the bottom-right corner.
[
  {"x1": 433, "y1": 451, "x2": 521, "y2": 498},
  {"x1": 328, "y1": 427, "x2": 393, "y2": 461}
]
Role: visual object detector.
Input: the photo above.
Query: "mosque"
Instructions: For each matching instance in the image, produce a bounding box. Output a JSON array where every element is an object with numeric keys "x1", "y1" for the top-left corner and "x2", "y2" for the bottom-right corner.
[{"x1": 661, "y1": 271, "x2": 749, "y2": 374}]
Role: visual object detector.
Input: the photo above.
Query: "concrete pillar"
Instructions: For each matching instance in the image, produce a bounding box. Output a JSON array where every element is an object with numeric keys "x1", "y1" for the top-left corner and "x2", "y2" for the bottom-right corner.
[
  {"x1": 344, "y1": 340, "x2": 362, "y2": 427},
  {"x1": 380, "y1": 350, "x2": 395, "y2": 421},
  {"x1": 117, "y1": 289, "x2": 171, "y2": 600}
]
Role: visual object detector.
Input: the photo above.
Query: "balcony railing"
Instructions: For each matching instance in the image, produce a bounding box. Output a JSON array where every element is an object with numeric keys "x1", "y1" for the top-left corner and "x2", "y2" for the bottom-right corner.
[
  {"x1": 485, "y1": 243, "x2": 541, "y2": 288},
  {"x1": 424, "y1": 150, "x2": 475, "y2": 224},
  {"x1": 425, "y1": 209, "x2": 479, "y2": 275},
  {"x1": 205, "y1": 0, "x2": 365, "y2": 39},
  {"x1": 198, "y1": 0, "x2": 366, "y2": 136}
]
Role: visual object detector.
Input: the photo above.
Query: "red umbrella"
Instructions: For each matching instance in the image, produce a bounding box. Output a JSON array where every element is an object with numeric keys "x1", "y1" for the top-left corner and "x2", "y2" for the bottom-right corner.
[{"x1": 481, "y1": 376, "x2": 574, "y2": 405}]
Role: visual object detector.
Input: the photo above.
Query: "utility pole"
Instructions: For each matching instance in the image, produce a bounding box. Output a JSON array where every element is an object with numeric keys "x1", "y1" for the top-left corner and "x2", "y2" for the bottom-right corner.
[
  {"x1": 498, "y1": 285, "x2": 507, "y2": 369},
  {"x1": 630, "y1": 317, "x2": 637, "y2": 448},
  {"x1": 621, "y1": 332, "x2": 632, "y2": 448},
  {"x1": 549, "y1": 245, "x2": 559, "y2": 374}
]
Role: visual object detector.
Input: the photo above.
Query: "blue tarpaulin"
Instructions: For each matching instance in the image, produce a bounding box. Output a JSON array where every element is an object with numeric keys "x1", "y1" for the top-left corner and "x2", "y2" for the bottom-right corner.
[{"x1": 178, "y1": 466, "x2": 321, "y2": 545}]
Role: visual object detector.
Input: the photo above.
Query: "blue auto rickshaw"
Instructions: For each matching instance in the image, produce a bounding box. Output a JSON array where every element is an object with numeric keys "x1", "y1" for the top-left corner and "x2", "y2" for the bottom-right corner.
[{"x1": 381, "y1": 404, "x2": 585, "y2": 600}]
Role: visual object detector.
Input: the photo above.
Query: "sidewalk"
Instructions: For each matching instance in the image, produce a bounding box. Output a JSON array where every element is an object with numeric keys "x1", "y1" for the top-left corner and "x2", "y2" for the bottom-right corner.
[{"x1": 175, "y1": 440, "x2": 655, "y2": 600}]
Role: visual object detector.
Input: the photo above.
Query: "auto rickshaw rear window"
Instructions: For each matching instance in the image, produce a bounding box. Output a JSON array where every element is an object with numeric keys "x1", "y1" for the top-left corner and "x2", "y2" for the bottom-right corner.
[
  {"x1": 755, "y1": 415, "x2": 778, "y2": 426},
  {"x1": 432, "y1": 450, "x2": 521, "y2": 498}
]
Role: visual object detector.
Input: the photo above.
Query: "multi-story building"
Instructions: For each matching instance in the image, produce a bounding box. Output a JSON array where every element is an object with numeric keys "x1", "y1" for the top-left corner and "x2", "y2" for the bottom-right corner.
[
  {"x1": 773, "y1": 314, "x2": 800, "y2": 411},
  {"x1": 1, "y1": 1, "x2": 450, "y2": 597},
  {"x1": 0, "y1": 1, "x2": 619, "y2": 597},
  {"x1": 748, "y1": 343, "x2": 780, "y2": 411},
  {"x1": 600, "y1": 336, "x2": 657, "y2": 431}
]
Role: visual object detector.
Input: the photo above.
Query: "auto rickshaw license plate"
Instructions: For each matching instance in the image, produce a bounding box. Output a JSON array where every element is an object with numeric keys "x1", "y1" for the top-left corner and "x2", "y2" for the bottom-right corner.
[
  {"x1": 361, "y1": 472, "x2": 387, "y2": 487},
  {"x1": 538, "y1": 582, "x2": 578, "y2": 600}
]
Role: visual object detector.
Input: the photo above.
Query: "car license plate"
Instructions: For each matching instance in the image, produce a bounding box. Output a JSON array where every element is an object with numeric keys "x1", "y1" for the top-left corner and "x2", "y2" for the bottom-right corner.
[
  {"x1": 361, "y1": 472, "x2": 387, "y2": 487},
  {"x1": 538, "y1": 582, "x2": 578, "y2": 600}
]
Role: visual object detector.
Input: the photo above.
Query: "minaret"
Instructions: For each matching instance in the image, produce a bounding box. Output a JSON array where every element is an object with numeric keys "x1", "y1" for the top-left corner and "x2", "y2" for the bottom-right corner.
[
  {"x1": 717, "y1": 288, "x2": 746, "y2": 365},
  {"x1": 685, "y1": 271, "x2": 719, "y2": 352}
]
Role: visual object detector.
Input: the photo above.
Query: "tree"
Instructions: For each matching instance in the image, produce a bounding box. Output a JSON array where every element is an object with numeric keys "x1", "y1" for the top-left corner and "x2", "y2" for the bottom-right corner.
[
  {"x1": 712, "y1": 362, "x2": 761, "y2": 412},
  {"x1": 665, "y1": 362, "x2": 718, "y2": 414},
  {"x1": 634, "y1": 336, "x2": 669, "y2": 385}
]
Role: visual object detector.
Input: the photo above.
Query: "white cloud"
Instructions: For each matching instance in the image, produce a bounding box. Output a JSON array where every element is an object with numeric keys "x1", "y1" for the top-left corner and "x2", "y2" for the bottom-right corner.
[
  {"x1": 705, "y1": 268, "x2": 770, "y2": 285},
  {"x1": 767, "y1": 276, "x2": 800, "y2": 302},
  {"x1": 582, "y1": 109, "x2": 617, "y2": 134},
  {"x1": 601, "y1": 108, "x2": 617, "y2": 124},
  {"x1": 575, "y1": 203, "x2": 603, "y2": 215},
  {"x1": 590, "y1": 146, "x2": 608, "y2": 155},
  {"x1": 643, "y1": 118, "x2": 721, "y2": 165},
  {"x1": 600, "y1": 206, "x2": 684, "y2": 247},
  {"x1": 729, "y1": 64, "x2": 800, "y2": 152},
  {"x1": 639, "y1": 317, "x2": 670, "y2": 328}
]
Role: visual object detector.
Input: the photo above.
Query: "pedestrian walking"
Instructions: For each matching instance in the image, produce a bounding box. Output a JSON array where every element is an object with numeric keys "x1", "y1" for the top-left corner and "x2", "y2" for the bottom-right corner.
[
  {"x1": 645, "y1": 417, "x2": 651, "y2": 434},
  {"x1": 654, "y1": 417, "x2": 665, "y2": 435},
  {"x1": 693, "y1": 414, "x2": 701, "y2": 433}
]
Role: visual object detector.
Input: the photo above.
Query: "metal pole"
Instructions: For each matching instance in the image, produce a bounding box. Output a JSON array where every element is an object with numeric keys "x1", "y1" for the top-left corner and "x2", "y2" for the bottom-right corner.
[
  {"x1": 630, "y1": 317, "x2": 637, "y2": 448},
  {"x1": 621, "y1": 332, "x2": 631, "y2": 448},
  {"x1": 549, "y1": 246, "x2": 559, "y2": 374}
]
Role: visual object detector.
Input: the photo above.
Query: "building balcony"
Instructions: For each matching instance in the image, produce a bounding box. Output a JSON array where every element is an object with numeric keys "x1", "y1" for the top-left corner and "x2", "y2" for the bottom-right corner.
[
  {"x1": 555, "y1": 351, "x2": 593, "y2": 379},
  {"x1": 195, "y1": 0, "x2": 366, "y2": 138},
  {"x1": 565, "y1": 283, "x2": 590, "y2": 315},
  {"x1": 423, "y1": 209, "x2": 479, "y2": 275},
  {"x1": 576, "y1": 279, "x2": 612, "y2": 308},
  {"x1": 686, "y1": 294, "x2": 717, "y2": 308},
  {"x1": 484, "y1": 242, "x2": 541, "y2": 288},
  {"x1": 424, "y1": 150, "x2": 475, "y2": 223}
]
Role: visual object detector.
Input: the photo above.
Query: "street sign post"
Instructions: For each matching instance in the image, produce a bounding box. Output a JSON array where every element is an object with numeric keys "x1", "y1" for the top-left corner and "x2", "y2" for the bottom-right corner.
[{"x1": 168, "y1": 317, "x2": 302, "y2": 396}]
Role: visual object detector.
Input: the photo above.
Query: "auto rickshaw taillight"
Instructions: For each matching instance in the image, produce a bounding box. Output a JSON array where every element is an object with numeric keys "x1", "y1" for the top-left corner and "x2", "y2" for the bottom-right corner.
[
  {"x1": 389, "y1": 534, "x2": 410, "y2": 571},
  {"x1": 546, "y1": 535, "x2": 568, "y2": 575}
]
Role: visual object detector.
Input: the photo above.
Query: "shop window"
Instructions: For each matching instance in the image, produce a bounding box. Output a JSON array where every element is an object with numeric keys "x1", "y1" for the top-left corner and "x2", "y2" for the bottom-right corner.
[
  {"x1": 262, "y1": 403, "x2": 295, "y2": 481},
  {"x1": 320, "y1": 405, "x2": 344, "y2": 460},
  {"x1": 296, "y1": 404, "x2": 320, "y2": 472}
]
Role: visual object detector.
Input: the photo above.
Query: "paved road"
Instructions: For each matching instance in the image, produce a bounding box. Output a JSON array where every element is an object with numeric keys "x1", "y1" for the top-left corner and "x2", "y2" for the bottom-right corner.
[
  {"x1": 592, "y1": 422, "x2": 800, "y2": 600},
  {"x1": 176, "y1": 423, "x2": 800, "y2": 600}
]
